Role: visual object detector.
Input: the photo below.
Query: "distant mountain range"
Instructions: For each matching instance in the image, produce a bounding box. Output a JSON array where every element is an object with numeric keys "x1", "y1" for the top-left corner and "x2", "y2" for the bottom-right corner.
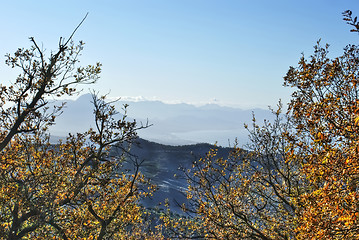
[
  {"x1": 49, "y1": 93, "x2": 273, "y2": 146},
  {"x1": 46, "y1": 94, "x2": 273, "y2": 214}
]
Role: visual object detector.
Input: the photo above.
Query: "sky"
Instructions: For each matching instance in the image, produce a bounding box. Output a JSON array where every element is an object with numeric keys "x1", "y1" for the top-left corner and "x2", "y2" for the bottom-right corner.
[{"x1": 1, "y1": 0, "x2": 359, "y2": 109}]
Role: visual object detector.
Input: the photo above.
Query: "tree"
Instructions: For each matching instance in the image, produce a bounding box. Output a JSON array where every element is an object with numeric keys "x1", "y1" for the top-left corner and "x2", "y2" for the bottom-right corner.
[
  {"x1": 163, "y1": 10, "x2": 359, "y2": 240},
  {"x1": 0, "y1": 20, "x2": 160, "y2": 239},
  {"x1": 284, "y1": 36, "x2": 359, "y2": 240},
  {"x1": 162, "y1": 106, "x2": 304, "y2": 240}
]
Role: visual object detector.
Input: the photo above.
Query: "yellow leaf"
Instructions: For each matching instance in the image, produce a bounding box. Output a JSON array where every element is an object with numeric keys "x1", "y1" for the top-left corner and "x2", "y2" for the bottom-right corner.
[{"x1": 355, "y1": 115, "x2": 359, "y2": 125}]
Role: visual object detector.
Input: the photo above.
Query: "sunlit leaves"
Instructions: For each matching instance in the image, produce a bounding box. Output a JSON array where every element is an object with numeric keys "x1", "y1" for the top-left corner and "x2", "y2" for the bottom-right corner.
[
  {"x1": 163, "y1": 107, "x2": 303, "y2": 239},
  {"x1": 163, "y1": 11, "x2": 359, "y2": 240},
  {"x1": 0, "y1": 35, "x2": 159, "y2": 239},
  {"x1": 284, "y1": 34, "x2": 359, "y2": 239}
]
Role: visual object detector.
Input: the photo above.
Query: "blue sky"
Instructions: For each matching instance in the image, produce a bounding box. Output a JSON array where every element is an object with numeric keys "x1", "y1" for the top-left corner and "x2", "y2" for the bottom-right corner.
[{"x1": 1, "y1": 0, "x2": 359, "y2": 108}]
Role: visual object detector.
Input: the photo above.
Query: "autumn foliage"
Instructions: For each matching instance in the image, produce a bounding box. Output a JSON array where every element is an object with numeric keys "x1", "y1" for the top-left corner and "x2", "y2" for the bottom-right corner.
[
  {"x1": 162, "y1": 107, "x2": 303, "y2": 240},
  {"x1": 0, "y1": 26, "x2": 160, "y2": 239},
  {"x1": 285, "y1": 41, "x2": 359, "y2": 239},
  {"x1": 2, "y1": 10, "x2": 359, "y2": 240},
  {"x1": 162, "y1": 10, "x2": 359, "y2": 240}
]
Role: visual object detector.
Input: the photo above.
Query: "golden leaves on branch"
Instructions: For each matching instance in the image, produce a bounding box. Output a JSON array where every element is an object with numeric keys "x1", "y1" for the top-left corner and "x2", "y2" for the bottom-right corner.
[
  {"x1": 163, "y1": 11, "x2": 359, "y2": 240},
  {"x1": 284, "y1": 36, "x2": 359, "y2": 239},
  {"x1": 0, "y1": 31, "x2": 158, "y2": 238}
]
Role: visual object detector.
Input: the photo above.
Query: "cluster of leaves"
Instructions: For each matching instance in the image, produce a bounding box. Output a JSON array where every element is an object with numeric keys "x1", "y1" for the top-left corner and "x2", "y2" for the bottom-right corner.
[
  {"x1": 0, "y1": 30, "x2": 162, "y2": 239},
  {"x1": 343, "y1": 10, "x2": 359, "y2": 33},
  {"x1": 284, "y1": 40, "x2": 359, "y2": 239},
  {"x1": 162, "y1": 11, "x2": 359, "y2": 240}
]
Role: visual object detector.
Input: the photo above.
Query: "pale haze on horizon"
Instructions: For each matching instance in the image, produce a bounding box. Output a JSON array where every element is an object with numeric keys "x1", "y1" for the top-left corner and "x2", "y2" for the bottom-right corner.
[{"x1": 1, "y1": 0, "x2": 359, "y2": 109}]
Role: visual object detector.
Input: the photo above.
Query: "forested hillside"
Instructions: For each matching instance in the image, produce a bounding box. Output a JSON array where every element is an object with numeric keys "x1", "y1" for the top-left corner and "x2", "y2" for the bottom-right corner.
[{"x1": 112, "y1": 138, "x2": 232, "y2": 213}]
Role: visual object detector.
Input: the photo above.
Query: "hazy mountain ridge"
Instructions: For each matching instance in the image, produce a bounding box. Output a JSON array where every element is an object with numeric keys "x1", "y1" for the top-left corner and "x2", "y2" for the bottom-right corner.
[{"x1": 49, "y1": 94, "x2": 273, "y2": 146}]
